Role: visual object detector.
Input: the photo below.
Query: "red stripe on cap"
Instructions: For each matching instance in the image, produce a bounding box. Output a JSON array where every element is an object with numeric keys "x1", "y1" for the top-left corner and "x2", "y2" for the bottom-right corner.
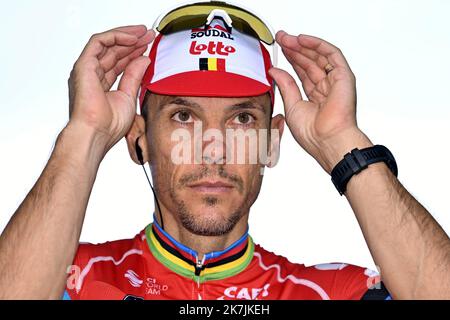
[
  {"x1": 217, "y1": 58, "x2": 225, "y2": 72},
  {"x1": 145, "y1": 70, "x2": 271, "y2": 99}
]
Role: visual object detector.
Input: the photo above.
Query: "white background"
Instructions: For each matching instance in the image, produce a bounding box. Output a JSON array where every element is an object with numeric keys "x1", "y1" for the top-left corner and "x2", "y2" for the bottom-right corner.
[{"x1": 1, "y1": 0, "x2": 449, "y2": 273}]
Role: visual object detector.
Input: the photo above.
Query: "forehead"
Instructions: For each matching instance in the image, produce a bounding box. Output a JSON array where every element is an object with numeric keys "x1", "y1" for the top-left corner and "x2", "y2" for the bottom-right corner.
[{"x1": 147, "y1": 93, "x2": 271, "y2": 114}]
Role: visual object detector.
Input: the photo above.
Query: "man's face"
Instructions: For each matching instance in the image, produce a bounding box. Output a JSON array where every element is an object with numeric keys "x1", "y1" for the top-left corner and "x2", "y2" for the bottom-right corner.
[{"x1": 143, "y1": 93, "x2": 281, "y2": 236}]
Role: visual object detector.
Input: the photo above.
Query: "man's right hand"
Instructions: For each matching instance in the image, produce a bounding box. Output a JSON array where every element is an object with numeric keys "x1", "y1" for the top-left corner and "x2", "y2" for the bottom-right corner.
[
  {"x1": 67, "y1": 25, "x2": 155, "y2": 155},
  {"x1": 0, "y1": 25, "x2": 155, "y2": 299}
]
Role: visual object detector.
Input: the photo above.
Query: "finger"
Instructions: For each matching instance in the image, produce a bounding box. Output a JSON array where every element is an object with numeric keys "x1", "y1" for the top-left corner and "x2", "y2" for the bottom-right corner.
[
  {"x1": 133, "y1": 29, "x2": 155, "y2": 47},
  {"x1": 297, "y1": 47, "x2": 329, "y2": 70},
  {"x1": 96, "y1": 25, "x2": 148, "y2": 57},
  {"x1": 293, "y1": 62, "x2": 331, "y2": 99},
  {"x1": 276, "y1": 30, "x2": 300, "y2": 48},
  {"x1": 81, "y1": 30, "x2": 139, "y2": 59},
  {"x1": 268, "y1": 67, "x2": 303, "y2": 116},
  {"x1": 276, "y1": 31, "x2": 329, "y2": 69},
  {"x1": 280, "y1": 50, "x2": 314, "y2": 93},
  {"x1": 99, "y1": 30, "x2": 154, "y2": 73},
  {"x1": 289, "y1": 64, "x2": 320, "y2": 101},
  {"x1": 118, "y1": 55, "x2": 151, "y2": 100},
  {"x1": 102, "y1": 45, "x2": 149, "y2": 90},
  {"x1": 297, "y1": 34, "x2": 351, "y2": 70},
  {"x1": 98, "y1": 28, "x2": 153, "y2": 60},
  {"x1": 277, "y1": 31, "x2": 323, "y2": 81},
  {"x1": 114, "y1": 24, "x2": 148, "y2": 35},
  {"x1": 281, "y1": 46, "x2": 326, "y2": 84},
  {"x1": 281, "y1": 52, "x2": 329, "y2": 105}
]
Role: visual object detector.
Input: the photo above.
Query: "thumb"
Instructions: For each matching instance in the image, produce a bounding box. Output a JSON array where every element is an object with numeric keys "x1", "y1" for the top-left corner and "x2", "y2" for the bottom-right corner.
[
  {"x1": 268, "y1": 67, "x2": 303, "y2": 117},
  {"x1": 118, "y1": 55, "x2": 151, "y2": 100}
]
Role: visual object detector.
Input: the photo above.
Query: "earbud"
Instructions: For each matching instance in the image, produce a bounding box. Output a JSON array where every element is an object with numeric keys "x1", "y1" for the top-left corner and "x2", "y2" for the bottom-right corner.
[{"x1": 135, "y1": 139, "x2": 144, "y2": 165}]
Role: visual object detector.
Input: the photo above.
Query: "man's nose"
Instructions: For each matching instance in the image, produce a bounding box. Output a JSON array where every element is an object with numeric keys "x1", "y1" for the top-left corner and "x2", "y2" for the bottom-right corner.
[
  {"x1": 201, "y1": 129, "x2": 227, "y2": 164},
  {"x1": 194, "y1": 120, "x2": 228, "y2": 165}
]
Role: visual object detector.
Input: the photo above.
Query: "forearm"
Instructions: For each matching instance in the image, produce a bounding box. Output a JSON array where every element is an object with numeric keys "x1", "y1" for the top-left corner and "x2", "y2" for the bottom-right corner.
[
  {"x1": 321, "y1": 129, "x2": 450, "y2": 299},
  {"x1": 0, "y1": 123, "x2": 106, "y2": 299},
  {"x1": 345, "y1": 162, "x2": 450, "y2": 299},
  {"x1": 272, "y1": 29, "x2": 450, "y2": 299}
]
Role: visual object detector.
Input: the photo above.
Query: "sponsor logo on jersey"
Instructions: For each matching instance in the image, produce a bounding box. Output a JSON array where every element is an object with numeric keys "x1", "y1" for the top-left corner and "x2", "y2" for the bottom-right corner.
[
  {"x1": 218, "y1": 284, "x2": 270, "y2": 300},
  {"x1": 124, "y1": 269, "x2": 143, "y2": 288},
  {"x1": 146, "y1": 277, "x2": 169, "y2": 296}
]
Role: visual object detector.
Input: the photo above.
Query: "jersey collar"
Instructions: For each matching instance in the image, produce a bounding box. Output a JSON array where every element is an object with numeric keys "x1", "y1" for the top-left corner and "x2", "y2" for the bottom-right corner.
[{"x1": 145, "y1": 218, "x2": 254, "y2": 283}]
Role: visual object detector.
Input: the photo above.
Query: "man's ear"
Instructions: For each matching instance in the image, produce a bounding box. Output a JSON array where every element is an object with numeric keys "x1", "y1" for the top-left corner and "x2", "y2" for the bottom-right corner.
[
  {"x1": 266, "y1": 114, "x2": 285, "y2": 168},
  {"x1": 125, "y1": 114, "x2": 149, "y2": 165}
]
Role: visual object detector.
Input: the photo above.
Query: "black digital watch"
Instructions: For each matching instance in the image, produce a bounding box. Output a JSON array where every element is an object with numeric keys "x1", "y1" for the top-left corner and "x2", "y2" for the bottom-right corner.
[{"x1": 331, "y1": 145, "x2": 398, "y2": 195}]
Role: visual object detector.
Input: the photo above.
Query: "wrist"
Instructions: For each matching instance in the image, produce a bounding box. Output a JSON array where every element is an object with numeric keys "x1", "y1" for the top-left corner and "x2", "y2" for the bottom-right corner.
[
  {"x1": 345, "y1": 161, "x2": 392, "y2": 195},
  {"x1": 57, "y1": 121, "x2": 109, "y2": 170},
  {"x1": 319, "y1": 127, "x2": 373, "y2": 175}
]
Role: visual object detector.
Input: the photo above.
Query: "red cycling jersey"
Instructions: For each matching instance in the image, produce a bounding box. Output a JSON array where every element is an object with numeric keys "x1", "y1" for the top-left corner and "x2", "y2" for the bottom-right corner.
[{"x1": 64, "y1": 221, "x2": 388, "y2": 300}]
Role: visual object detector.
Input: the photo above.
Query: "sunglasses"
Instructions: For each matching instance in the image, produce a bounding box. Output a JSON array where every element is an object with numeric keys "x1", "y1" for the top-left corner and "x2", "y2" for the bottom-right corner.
[{"x1": 152, "y1": 0, "x2": 276, "y2": 45}]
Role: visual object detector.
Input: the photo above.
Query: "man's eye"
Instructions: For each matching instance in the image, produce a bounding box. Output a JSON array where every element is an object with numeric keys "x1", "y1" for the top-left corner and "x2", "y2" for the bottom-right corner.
[
  {"x1": 172, "y1": 110, "x2": 193, "y2": 123},
  {"x1": 232, "y1": 113, "x2": 255, "y2": 125}
]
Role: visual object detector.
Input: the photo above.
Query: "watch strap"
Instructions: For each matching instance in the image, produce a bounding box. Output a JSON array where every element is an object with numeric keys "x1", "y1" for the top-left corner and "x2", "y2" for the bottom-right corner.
[{"x1": 331, "y1": 145, "x2": 398, "y2": 195}]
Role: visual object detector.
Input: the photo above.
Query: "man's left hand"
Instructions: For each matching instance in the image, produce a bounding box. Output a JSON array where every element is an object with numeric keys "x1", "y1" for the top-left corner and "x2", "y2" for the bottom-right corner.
[{"x1": 269, "y1": 31, "x2": 373, "y2": 174}]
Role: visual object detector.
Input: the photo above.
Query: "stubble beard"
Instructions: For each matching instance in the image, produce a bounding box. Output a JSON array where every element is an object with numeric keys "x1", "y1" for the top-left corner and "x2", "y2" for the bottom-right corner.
[{"x1": 169, "y1": 191, "x2": 246, "y2": 237}]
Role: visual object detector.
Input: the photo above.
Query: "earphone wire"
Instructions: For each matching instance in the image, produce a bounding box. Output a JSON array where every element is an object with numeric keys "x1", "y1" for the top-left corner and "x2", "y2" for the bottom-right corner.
[{"x1": 140, "y1": 163, "x2": 165, "y2": 230}]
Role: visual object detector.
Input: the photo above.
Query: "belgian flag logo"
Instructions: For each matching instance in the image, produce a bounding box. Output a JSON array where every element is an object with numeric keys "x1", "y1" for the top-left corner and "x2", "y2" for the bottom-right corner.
[{"x1": 199, "y1": 58, "x2": 226, "y2": 71}]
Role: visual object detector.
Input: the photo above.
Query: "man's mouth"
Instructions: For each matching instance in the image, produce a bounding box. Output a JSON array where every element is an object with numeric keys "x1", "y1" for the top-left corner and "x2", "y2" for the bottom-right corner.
[{"x1": 188, "y1": 180, "x2": 234, "y2": 193}]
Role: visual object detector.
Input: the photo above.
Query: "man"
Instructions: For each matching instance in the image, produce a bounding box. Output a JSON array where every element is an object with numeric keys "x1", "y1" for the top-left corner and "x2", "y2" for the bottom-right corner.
[{"x1": 0, "y1": 2, "x2": 449, "y2": 300}]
